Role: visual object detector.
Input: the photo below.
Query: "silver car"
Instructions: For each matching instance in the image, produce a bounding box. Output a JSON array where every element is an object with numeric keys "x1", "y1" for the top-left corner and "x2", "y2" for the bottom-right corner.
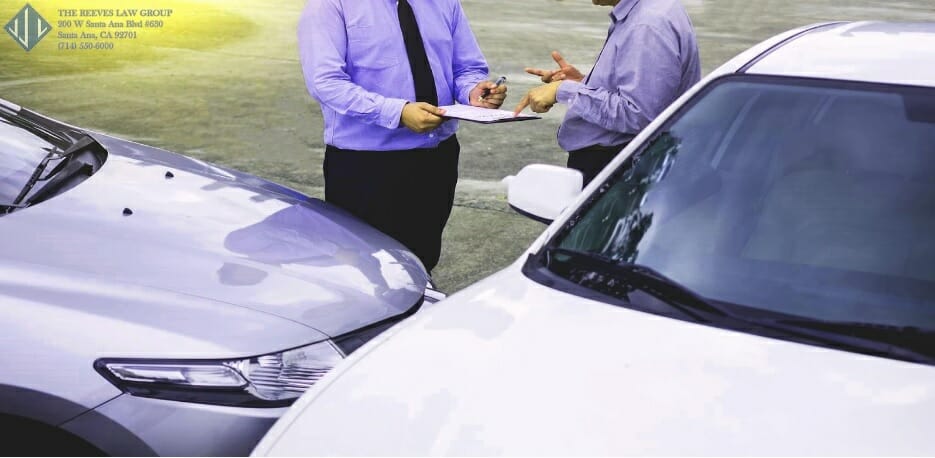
[{"x1": 0, "y1": 99, "x2": 443, "y2": 456}]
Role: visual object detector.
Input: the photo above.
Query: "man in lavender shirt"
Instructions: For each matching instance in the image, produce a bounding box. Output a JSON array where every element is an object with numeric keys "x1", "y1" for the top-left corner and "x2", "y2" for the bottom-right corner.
[
  {"x1": 298, "y1": 0, "x2": 506, "y2": 273},
  {"x1": 515, "y1": 0, "x2": 701, "y2": 185}
]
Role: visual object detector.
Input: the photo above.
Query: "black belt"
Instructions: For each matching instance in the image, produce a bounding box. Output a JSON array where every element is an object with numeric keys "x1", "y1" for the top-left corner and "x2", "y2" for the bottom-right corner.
[{"x1": 326, "y1": 134, "x2": 457, "y2": 155}]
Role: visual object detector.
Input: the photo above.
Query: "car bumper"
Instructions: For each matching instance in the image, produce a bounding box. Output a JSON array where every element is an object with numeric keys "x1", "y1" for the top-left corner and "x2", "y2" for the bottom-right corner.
[{"x1": 61, "y1": 393, "x2": 287, "y2": 456}]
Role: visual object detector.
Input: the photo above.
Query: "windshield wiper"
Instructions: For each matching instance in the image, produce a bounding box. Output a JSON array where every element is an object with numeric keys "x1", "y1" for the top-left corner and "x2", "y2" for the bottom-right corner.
[
  {"x1": 762, "y1": 318, "x2": 935, "y2": 365},
  {"x1": 8, "y1": 134, "x2": 96, "y2": 208},
  {"x1": 541, "y1": 248, "x2": 935, "y2": 365},
  {"x1": 0, "y1": 202, "x2": 26, "y2": 214},
  {"x1": 543, "y1": 247, "x2": 730, "y2": 322}
]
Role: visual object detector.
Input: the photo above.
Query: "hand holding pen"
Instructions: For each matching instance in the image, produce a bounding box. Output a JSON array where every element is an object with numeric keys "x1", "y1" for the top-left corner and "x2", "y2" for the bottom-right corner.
[{"x1": 470, "y1": 76, "x2": 508, "y2": 109}]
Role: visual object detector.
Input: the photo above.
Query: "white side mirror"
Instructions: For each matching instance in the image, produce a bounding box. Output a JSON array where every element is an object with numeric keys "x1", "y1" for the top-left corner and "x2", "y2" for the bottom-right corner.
[{"x1": 502, "y1": 164, "x2": 583, "y2": 224}]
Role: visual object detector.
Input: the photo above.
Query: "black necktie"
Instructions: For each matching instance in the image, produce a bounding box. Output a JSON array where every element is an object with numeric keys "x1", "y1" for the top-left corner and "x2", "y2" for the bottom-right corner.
[{"x1": 397, "y1": 0, "x2": 438, "y2": 106}]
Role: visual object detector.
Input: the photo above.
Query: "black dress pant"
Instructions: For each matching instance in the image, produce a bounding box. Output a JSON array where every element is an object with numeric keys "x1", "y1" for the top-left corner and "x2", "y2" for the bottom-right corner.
[
  {"x1": 567, "y1": 142, "x2": 630, "y2": 185},
  {"x1": 323, "y1": 135, "x2": 459, "y2": 273}
]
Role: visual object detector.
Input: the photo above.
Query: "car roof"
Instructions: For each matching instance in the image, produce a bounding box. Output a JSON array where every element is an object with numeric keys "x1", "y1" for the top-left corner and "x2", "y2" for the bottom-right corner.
[{"x1": 741, "y1": 22, "x2": 935, "y2": 88}]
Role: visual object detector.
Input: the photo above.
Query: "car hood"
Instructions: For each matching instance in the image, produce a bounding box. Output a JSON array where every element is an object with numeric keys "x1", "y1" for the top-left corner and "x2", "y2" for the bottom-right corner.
[
  {"x1": 258, "y1": 266, "x2": 935, "y2": 456},
  {"x1": 0, "y1": 133, "x2": 429, "y2": 339}
]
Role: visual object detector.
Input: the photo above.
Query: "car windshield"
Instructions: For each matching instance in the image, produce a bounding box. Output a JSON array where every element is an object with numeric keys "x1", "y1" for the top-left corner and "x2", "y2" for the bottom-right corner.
[
  {"x1": 0, "y1": 111, "x2": 65, "y2": 205},
  {"x1": 545, "y1": 76, "x2": 935, "y2": 340}
]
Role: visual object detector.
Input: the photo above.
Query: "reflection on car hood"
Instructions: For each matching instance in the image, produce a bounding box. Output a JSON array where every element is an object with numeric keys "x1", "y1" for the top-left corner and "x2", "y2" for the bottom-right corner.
[
  {"x1": 0, "y1": 134, "x2": 428, "y2": 339},
  {"x1": 259, "y1": 268, "x2": 935, "y2": 456}
]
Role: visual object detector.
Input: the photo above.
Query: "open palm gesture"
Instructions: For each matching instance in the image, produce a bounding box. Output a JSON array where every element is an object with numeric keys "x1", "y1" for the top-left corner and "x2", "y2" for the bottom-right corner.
[{"x1": 524, "y1": 51, "x2": 585, "y2": 83}]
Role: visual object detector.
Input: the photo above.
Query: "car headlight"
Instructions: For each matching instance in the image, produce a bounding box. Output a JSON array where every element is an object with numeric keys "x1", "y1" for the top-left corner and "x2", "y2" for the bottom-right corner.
[{"x1": 95, "y1": 340, "x2": 343, "y2": 407}]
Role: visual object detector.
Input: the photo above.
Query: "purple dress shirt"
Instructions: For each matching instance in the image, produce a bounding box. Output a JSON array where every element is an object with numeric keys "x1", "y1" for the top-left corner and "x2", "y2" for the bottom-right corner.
[
  {"x1": 298, "y1": 0, "x2": 489, "y2": 151},
  {"x1": 556, "y1": 0, "x2": 701, "y2": 152}
]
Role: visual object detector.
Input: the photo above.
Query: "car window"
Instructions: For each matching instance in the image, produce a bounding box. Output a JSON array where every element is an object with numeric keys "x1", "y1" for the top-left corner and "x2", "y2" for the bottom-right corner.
[
  {"x1": 0, "y1": 113, "x2": 59, "y2": 204},
  {"x1": 545, "y1": 76, "x2": 935, "y2": 331}
]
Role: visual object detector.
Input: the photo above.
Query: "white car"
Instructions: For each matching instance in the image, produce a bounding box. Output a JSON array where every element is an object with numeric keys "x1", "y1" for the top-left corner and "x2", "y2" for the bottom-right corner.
[{"x1": 254, "y1": 22, "x2": 935, "y2": 456}]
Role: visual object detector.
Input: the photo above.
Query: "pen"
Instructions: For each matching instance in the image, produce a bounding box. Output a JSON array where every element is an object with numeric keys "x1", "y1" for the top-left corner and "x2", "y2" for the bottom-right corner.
[{"x1": 480, "y1": 75, "x2": 507, "y2": 100}]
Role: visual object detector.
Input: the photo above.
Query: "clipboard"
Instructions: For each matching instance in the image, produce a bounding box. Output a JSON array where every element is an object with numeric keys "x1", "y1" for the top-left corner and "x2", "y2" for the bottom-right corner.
[{"x1": 439, "y1": 104, "x2": 541, "y2": 124}]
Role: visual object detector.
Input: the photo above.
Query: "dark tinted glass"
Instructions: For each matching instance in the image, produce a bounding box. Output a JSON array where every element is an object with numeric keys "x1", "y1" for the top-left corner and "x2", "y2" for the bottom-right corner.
[{"x1": 553, "y1": 78, "x2": 935, "y2": 328}]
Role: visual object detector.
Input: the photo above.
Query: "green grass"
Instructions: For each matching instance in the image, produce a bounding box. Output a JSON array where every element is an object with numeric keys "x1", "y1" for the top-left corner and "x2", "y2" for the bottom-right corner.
[
  {"x1": 4, "y1": 0, "x2": 935, "y2": 292},
  {"x1": 0, "y1": 0, "x2": 256, "y2": 79},
  {"x1": 0, "y1": 0, "x2": 550, "y2": 292}
]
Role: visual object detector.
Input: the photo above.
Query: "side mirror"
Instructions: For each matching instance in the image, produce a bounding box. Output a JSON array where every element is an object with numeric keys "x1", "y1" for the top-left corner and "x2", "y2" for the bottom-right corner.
[{"x1": 502, "y1": 164, "x2": 583, "y2": 224}]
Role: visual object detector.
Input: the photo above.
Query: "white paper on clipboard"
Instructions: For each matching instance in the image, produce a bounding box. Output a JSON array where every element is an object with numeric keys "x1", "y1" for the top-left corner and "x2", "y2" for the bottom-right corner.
[{"x1": 439, "y1": 104, "x2": 540, "y2": 124}]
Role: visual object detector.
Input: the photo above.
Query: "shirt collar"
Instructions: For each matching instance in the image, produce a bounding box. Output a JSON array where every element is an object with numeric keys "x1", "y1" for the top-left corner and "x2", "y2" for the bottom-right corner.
[{"x1": 610, "y1": 0, "x2": 640, "y2": 23}]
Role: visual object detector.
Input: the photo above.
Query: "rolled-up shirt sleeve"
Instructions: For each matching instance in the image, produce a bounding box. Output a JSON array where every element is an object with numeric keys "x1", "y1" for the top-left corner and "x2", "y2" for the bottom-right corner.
[
  {"x1": 556, "y1": 24, "x2": 682, "y2": 133},
  {"x1": 450, "y1": 1, "x2": 489, "y2": 105},
  {"x1": 298, "y1": 0, "x2": 408, "y2": 129}
]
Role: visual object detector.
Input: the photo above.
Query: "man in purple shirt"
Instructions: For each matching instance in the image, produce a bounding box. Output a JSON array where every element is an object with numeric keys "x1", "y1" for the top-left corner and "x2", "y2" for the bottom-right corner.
[
  {"x1": 515, "y1": 0, "x2": 701, "y2": 184},
  {"x1": 298, "y1": 0, "x2": 506, "y2": 274}
]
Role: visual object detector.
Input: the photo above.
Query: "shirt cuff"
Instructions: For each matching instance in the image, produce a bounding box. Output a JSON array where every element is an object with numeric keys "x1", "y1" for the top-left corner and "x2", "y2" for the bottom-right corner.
[
  {"x1": 556, "y1": 81, "x2": 583, "y2": 105},
  {"x1": 379, "y1": 98, "x2": 409, "y2": 129},
  {"x1": 457, "y1": 78, "x2": 485, "y2": 106}
]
